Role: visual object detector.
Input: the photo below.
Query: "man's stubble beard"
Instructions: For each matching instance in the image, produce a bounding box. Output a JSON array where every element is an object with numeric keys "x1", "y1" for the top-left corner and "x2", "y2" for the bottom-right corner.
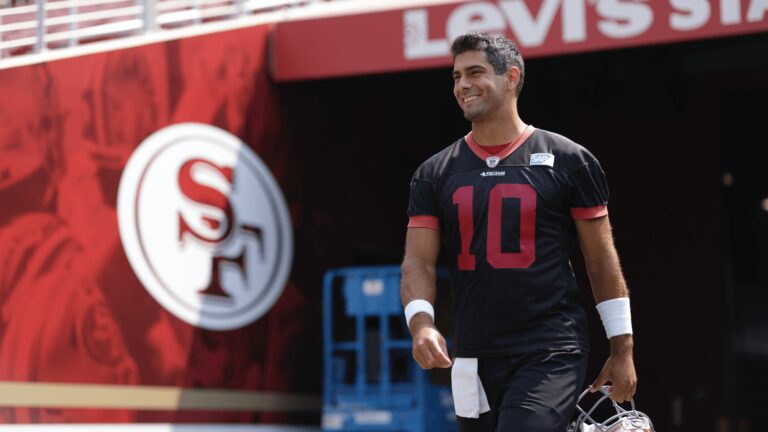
[{"x1": 463, "y1": 103, "x2": 487, "y2": 122}]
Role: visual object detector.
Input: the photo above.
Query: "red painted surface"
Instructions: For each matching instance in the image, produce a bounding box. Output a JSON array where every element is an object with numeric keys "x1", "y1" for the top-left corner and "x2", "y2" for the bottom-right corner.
[
  {"x1": 0, "y1": 25, "x2": 312, "y2": 424},
  {"x1": 273, "y1": 0, "x2": 768, "y2": 81}
]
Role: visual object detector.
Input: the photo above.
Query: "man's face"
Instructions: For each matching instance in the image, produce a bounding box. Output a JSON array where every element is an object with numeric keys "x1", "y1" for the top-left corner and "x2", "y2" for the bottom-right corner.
[
  {"x1": 103, "y1": 81, "x2": 155, "y2": 159},
  {"x1": 0, "y1": 84, "x2": 48, "y2": 189},
  {"x1": 452, "y1": 50, "x2": 511, "y2": 122}
]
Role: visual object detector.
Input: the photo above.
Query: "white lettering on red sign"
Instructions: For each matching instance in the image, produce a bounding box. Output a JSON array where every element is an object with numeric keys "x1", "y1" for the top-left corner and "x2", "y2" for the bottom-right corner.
[
  {"x1": 670, "y1": 0, "x2": 711, "y2": 31},
  {"x1": 403, "y1": 0, "x2": 768, "y2": 61},
  {"x1": 595, "y1": 0, "x2": 653, "y2": 39},
  {"x1": 721, "y1": 0, "x2": 741, "y2": 24},
  {"x1": 747, "y1": 0, "x2": 768, "y2": 22}
]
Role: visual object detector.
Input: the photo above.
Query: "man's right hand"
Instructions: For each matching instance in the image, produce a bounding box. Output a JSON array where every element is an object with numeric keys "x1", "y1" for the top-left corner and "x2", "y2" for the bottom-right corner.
[{"x1": 409, "y1": 314, "x2": 452, "y2": 369}]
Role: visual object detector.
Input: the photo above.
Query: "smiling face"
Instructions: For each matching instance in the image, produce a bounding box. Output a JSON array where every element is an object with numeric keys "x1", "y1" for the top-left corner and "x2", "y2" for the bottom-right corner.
[{"x1": 452, "y1": 50, "x2": 518, "y2": 123}]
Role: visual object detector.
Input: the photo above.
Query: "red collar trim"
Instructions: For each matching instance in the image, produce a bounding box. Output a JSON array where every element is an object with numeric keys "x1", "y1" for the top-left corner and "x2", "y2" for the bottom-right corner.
[{"x1": 465, "y1": 125, "x2": 535, "y2": 162}]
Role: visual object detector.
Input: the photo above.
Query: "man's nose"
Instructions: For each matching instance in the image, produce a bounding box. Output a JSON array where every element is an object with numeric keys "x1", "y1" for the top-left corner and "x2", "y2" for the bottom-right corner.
[{"x1": 456, "y1": 76, "x2": 471, "y2": 90}]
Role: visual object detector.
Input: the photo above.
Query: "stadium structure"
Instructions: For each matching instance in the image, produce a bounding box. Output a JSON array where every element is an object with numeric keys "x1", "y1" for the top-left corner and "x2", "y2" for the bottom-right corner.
[{"x1": 0, "y1": 0, "x2": 767, "y2": 431}]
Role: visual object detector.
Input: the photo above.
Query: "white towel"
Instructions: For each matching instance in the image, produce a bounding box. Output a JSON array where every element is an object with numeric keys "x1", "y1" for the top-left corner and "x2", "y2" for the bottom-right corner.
[{"x1": 451, "y1": 357, "x2": 491, "y2": 418}]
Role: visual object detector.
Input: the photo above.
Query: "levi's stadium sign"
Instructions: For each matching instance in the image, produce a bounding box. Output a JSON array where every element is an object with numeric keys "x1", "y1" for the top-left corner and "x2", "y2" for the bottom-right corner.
[{"x1": 272, "y1": 0, "x2": 768, "y2": 81}]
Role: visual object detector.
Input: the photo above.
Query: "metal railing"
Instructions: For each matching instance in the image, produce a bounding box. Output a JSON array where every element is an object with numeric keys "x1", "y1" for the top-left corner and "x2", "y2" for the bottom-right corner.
[{"x1": 0, "y1": 0, "x2": 315, "y2": 59}]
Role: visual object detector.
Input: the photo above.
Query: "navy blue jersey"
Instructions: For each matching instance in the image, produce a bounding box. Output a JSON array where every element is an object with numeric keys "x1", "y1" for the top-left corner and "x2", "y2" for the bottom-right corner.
[{"x1": 407, "y1": 126, "x2": 608, "y2": 357}]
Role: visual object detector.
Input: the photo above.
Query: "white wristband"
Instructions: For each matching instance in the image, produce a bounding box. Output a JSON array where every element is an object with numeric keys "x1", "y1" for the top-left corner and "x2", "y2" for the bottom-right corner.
[
  {"x1": 404, "y1": 299, "x2": 434, "y2": 327},
  {"x1": 596, "y1": 297, "x2": 633, "y2": 339}
]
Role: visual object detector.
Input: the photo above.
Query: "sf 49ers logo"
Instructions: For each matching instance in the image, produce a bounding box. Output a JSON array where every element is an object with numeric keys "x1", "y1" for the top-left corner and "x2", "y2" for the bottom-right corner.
[{"x1": 118, "y1": 123, "x2": 292, "y2": 330}]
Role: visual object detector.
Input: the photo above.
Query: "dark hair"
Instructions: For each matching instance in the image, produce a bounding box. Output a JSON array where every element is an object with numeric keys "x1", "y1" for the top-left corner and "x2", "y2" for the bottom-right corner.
[{"x1": 450, "y1": 32, "x2": 525, "y2": 96}]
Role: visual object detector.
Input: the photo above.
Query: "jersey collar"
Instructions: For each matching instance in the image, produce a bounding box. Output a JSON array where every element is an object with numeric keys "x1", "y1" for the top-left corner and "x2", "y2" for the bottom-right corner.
[{"x1": 465, "y1": 125, "x2": 535, "y2": 162}]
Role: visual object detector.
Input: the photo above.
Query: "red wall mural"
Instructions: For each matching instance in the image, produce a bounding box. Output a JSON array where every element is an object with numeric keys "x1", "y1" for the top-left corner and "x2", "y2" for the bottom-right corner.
[{"x1": 0, "y1": 24, "x2": 316, "y2": 425}]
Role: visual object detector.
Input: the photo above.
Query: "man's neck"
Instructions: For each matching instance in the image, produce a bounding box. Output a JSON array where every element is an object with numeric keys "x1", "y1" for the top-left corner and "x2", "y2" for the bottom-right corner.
[{"x1": 471, "y1": 108, "x2": 527, "y2": 147}]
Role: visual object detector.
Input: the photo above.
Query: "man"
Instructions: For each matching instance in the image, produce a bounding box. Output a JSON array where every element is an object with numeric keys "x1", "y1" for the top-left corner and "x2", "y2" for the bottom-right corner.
[
  {"x1": 0, "y1": 64, "x2": 138, "y2": 423},
  {"x1": 401, "y1": 33, "x2": 637, "y2": 431}
]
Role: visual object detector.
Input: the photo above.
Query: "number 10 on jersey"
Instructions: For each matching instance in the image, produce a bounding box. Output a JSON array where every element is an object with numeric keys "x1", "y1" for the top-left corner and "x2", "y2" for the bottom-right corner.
[{"x1": 452, "y1": 183, "x2": 537, "y2": 270}]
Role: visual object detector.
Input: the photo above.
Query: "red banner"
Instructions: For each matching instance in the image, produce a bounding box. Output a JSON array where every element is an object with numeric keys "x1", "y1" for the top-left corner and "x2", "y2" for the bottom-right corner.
[
  {"x1": 272, "y1": 0, "x2": 768, "y2": 81},
  {"x1": 0, "y1": 24, "x2": 316, "y2": 425}
]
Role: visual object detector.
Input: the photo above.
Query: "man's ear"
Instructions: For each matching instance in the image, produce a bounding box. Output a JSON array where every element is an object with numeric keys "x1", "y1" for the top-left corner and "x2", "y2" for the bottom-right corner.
[{"x1": 506, "y1": 67, "x2": 521, "y2": 92}]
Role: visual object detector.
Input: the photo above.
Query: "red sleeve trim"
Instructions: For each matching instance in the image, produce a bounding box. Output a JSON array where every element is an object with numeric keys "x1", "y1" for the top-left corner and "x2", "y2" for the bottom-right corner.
[
  {"x1": 408, "y1": 215, "x2": 440, "y2": 231},
  {"x1": 571, "y1": 205, "x2": 608, "y2": 220}
]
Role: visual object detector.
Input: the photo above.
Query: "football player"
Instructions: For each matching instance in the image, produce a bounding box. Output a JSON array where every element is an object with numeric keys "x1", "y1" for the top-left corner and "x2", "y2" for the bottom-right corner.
[
  {"x1": 401, "y1": 33, "x2": 637, "y2": 431},
  {"x1": 0, "y1": 64, "x2": 138, "y2": 423}
]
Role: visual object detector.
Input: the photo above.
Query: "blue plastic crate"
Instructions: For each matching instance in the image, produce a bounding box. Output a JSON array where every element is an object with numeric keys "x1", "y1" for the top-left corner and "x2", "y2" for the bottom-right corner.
[{"x1": 322, "y1": 266, "x2": 455, "y2": 432}]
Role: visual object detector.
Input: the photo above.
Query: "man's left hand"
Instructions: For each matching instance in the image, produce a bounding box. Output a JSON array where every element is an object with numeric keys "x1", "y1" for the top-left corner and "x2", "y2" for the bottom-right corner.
[{"x1": 589, "y1": 335, "x2": 637, "y2": 402}]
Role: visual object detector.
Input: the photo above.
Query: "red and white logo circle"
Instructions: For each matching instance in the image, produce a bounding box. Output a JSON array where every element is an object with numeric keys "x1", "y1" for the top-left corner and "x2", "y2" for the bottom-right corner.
[{"x1": 117, "y1": 123, "x2": 292, "y2": 330}]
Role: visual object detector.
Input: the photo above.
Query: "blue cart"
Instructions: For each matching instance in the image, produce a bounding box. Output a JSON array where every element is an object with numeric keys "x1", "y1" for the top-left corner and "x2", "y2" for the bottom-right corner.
[{"x1": 322, "y1": 266, "x2": 455, "y2": 432}]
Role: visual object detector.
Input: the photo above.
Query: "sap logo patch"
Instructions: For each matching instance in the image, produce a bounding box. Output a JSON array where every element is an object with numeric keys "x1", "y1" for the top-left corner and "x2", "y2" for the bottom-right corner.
[{"x1": 530, "y1": 153, "x2": 555, "y2": 167}]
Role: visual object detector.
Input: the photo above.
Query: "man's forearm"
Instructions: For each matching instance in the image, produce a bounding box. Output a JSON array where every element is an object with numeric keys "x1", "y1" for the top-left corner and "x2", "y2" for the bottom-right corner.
[
  {"x1": 401, "y1": 257, "x2": 451, "y2": 368},
  {"x1": 586, "y1": 251, "x2": 629, "y2": 303},
  {"x1": 576, "y1": 216, "x2": 629, "y2": 303},
  {"x1": 400, "y1": 259, "x2": 437, "y2": 306},
  {"x1": 401, "y1": 227, "x2": 441, "y2": 333}
]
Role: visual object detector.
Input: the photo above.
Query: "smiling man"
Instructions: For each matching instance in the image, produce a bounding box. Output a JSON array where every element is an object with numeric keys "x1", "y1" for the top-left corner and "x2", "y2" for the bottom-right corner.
[{"x1": 400, "y1": 33, "x2": 637, "y2": 431}]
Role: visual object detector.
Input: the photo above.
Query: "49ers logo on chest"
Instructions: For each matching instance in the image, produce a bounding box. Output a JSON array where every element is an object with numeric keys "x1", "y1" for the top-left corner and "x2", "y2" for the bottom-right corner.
[{"x1": 118, "y1": 123, "x2": 292, "y2": 330}]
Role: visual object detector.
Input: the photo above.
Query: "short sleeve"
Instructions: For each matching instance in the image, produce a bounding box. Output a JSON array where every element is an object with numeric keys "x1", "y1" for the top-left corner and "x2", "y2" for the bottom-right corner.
[
  {"x1": 407, "y1": 176, "x2": 440, "y2": 231},
  {"x1": 568, "y1": 159, "x2": 609, "y2": 220}
]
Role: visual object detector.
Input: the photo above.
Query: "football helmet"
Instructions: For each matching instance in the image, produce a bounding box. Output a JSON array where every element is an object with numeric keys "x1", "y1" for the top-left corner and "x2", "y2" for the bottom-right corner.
[{"x1": 568, "y1": 386, "x2": 655, "y2": 432}]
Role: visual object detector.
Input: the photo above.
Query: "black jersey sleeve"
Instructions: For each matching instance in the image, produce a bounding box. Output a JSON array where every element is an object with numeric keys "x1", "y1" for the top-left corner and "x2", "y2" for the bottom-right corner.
[
  {"x1": 407, "y1": 173, "x2": 440, "y2": 231},
  {"x1": 568, "y1": 158, "x2": 609, "y2": 220}
]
